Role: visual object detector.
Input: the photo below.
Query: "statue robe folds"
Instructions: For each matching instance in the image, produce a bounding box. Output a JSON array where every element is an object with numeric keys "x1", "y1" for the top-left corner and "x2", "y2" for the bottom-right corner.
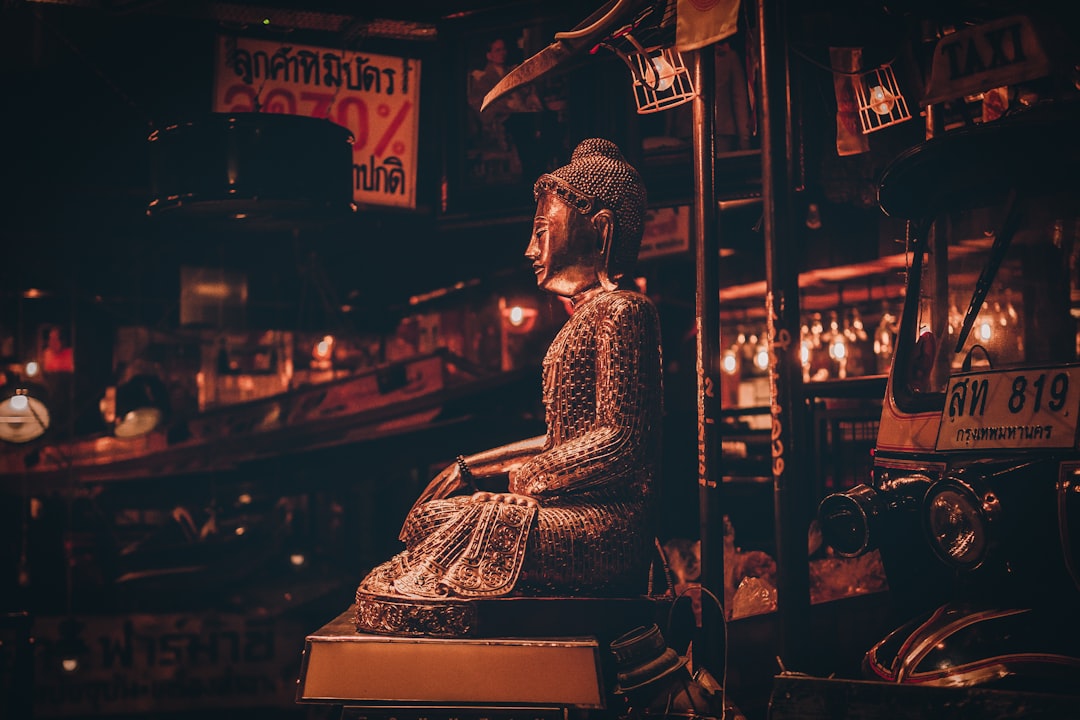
[{"x1": 356, "y1": 290, "x2": 664, "y2": 620}]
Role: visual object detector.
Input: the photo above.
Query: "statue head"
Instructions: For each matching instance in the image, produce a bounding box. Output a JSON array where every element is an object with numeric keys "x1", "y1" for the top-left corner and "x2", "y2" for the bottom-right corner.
[{"x1": 529, "y1": 138, "x2": 646, "y2": 297}]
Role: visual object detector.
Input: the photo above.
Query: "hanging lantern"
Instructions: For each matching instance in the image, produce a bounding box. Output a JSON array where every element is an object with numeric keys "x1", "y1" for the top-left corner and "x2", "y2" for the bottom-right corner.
[
  {"x1": 623, "y1": 40, "x2": 697, "y2": 114},
  {"x1": 855, "y1": 64, "x2": 911, "y2": 134},
  {"x1": 590, "y1": 1, "x2": 696, "y2": 115},
  {"x1": 0, "y1": 380, "x2": 50, "y2": 443}
]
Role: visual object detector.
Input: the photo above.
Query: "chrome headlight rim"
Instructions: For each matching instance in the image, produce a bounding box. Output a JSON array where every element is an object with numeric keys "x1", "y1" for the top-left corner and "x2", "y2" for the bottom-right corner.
[
  {"x1": 923, "y1": 478, "x2": 992, "y2": 571},
  {"x1": 818, "y1": 484, "x2": 881, "y2": 558}
]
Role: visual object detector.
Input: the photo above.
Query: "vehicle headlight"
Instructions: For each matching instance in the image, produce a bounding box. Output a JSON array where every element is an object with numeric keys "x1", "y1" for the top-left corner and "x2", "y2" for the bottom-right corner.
[
  {"x1": 925, "y1": 481, "x2": 991, "y2": 570},
  {"x1": 818, "y1": 485, "x2": 882, "y2": 557}
]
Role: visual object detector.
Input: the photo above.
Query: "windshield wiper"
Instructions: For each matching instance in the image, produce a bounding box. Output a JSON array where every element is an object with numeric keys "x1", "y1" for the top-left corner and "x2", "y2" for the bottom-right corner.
[{"x1": 954, "y1": 189, "x2": 1022, "y2": 354}]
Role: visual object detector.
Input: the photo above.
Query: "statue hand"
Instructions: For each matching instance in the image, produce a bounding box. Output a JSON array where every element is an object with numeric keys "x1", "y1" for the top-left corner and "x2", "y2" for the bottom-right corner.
[
  {"x1": 471, "y1": 491, "x2": 539, "y2": 508},
  {"x1": 413, "y1": 462, "x2": 474, "y2": 507},
  {"x1": 508, "y1": 467, "x2": 550, "y2": 497}
]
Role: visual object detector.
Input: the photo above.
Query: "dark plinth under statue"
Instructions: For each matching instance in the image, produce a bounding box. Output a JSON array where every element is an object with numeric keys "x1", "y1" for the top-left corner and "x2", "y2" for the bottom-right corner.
[{"x1": 297, "y1": 607, "x2": 608, "y2": 710}]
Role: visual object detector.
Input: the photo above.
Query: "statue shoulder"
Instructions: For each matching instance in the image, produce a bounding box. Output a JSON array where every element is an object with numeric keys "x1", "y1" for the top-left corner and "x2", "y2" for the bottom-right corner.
[
  {"x1": 583, "y1": 291, "x2": 661, "y2": 343},
  {"x1": 602, "y1": 290, "x2": 660, "y2": 321}
]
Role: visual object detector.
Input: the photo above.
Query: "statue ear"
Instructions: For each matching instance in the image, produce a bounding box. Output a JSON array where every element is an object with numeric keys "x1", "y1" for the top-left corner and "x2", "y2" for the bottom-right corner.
[{"x1": 592, "y1": 209, "x2": 618, "y2": 291}]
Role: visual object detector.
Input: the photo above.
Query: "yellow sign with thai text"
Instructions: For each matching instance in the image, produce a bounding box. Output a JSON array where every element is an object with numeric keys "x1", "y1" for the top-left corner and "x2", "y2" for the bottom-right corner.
[
  {"x1": 936, "y1": 366, "x2": 1080, "y2": 451},
  {"x1": 213, "y1": 36, "x2": 421, "y2": 209}
]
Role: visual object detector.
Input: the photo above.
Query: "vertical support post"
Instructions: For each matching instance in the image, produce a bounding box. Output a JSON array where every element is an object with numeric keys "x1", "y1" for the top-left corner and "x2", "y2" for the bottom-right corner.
[
  {"x1": 691, "y1": 43, "x2": 724, "y2": 672},
  {"x1": 756, "y1": 0, "x2": 812, "y2": 671}
]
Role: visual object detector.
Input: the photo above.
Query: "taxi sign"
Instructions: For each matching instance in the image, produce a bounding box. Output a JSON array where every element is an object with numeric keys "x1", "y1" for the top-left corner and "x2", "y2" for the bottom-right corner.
[
  {"x1": 936, "y1": 365, "x2": 1080, "y2": 451},
  {"x1": 922, "y1": 14, "x2": 1053, "y2": 107}
]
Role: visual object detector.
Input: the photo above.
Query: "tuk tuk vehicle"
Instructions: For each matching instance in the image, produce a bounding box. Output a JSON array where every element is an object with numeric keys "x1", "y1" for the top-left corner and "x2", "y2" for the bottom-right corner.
[{"x1": 786, "y1": 100, "x2": 1080, "y2": 715}]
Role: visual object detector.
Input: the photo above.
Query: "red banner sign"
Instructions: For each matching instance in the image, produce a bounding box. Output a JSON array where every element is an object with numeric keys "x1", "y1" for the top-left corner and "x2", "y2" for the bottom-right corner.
[{"x1": 213, "y1": 36, "x2": 421, "y2": 209}]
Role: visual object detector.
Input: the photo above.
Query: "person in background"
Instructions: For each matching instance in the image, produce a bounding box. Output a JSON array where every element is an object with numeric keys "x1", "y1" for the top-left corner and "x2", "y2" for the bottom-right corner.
[{"x1": 466, "y1": 35, "x2": 546, "y2": 184}]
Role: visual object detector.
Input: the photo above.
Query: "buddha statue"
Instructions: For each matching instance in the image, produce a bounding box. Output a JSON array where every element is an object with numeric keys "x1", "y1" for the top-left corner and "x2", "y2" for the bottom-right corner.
[{"x1": 355, "y1": 138, "x2": 663, "y2": 636}]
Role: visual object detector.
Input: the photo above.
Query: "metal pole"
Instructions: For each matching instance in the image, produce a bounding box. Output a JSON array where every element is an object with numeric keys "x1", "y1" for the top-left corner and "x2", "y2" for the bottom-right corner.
[
  {"x1": 756, "y1": 0, "x2": 812, "y2": 671},
  {"x1": 691, "y1": 43, "x2": 724, "y2": 672}
]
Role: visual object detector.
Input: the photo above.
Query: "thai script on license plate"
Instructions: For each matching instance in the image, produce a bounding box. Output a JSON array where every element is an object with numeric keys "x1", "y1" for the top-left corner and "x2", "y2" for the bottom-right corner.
[{"x1": 936, "y1": 365, "x2": 1080, "y2": 451}]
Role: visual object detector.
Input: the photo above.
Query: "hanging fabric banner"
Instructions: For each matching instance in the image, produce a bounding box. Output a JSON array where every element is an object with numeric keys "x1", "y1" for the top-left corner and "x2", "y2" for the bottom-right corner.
[
  {"x1": 213, "y1": 36, "x2": 421, "y2": 209},
  {"x1": 829, "y1": 47, "x2": 870, "y2": 157},
  {"x1": 676, "y1": 0, "x2": 741, "y2": 52}
]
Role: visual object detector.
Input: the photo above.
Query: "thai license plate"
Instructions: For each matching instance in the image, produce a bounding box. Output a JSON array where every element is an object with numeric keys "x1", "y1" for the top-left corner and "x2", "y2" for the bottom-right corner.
[{"x1": 936, "y1": 365, "x2": 1080, "y2": 451}]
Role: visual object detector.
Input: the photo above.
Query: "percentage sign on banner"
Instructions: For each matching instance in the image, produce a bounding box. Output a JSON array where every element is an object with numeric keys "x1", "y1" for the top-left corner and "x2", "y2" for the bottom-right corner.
[{"x1": 372, "y1": 101, "x2": 412, "y2": 157}]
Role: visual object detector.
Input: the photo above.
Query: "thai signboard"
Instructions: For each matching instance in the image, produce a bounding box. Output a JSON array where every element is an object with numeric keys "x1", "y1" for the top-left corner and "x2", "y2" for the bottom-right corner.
[
  {"x1": 213, "y1": 36, "x2": 421, "y2": 209},
  {"x1": 639, "y1": 205, "x2": 690, "y2": 260}
]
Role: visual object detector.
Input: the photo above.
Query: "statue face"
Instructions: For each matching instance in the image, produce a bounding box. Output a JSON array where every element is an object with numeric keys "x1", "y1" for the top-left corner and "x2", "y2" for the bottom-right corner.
[{"x1": 527, "y1": 193, "x2": 601, "y2": 297}]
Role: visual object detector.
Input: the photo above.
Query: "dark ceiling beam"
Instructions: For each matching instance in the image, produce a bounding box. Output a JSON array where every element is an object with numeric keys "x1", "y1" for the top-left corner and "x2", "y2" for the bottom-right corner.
[{"x1": 21, "y1": 0, "x2": 439, "y2": 40}]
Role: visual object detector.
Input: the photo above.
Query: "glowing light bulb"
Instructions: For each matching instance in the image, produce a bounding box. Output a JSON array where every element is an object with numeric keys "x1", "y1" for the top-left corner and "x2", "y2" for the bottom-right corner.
[
  {"x1": 800, "y1": 341, "x2": 811, "y2": 367},
  {"x1": 978, "y1": 321, "x2": 993, "y2": 342},
  {"x1": 25, "y1": 361, "x2": 39, "y2": 377},
  {"x1": 721, "y1": 349, "x2": 738, "y2": 375},
  {"x1": 508, "y1": 306, "x2": 525, "y2": 327},
  {"x1": 755, "y1": 348, "x2": 770, "y2": 371},
  {"x1": 830, "y1": 338, "x2": 847, "y2": 361},
  {"x1": 868, "y1": 85, "x2": 896, "y2": 116},
  {"x1": 10, "y1": 395, "x2": 28, "y2": 411},
  {"x1": 645, "y1": 54, "x2": 676, "y2": 92},
  {"x1": 314, "y1": 334, "x2": 335, "y2": 361}
]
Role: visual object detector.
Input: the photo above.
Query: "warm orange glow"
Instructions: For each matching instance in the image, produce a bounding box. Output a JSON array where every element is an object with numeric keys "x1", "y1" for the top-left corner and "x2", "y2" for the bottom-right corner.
[
  {"x1": 500, "y1": 302, "x2": 538, "y2": 334},
  {"x1": 314, "y1": 335, "x2": 335, "y2": 360},
  {"x1": 193, "y1": 282, "x2": 232, "y2": 299},
  {"x1": 868, "y1": 85, "x2": 896, "y2": 116}
]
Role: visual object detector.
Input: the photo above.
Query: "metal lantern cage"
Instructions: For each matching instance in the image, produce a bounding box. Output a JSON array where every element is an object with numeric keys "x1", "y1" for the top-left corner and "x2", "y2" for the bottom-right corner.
[
  {"x1": 855, "y1": 63, "x2": 911, "y2": 133},
  {"x1": 626, "y1": 41, "x2": 696, "y2": 113},
  {"x1": 594, "y1": 0, "x2": 696, "y2": 114}
]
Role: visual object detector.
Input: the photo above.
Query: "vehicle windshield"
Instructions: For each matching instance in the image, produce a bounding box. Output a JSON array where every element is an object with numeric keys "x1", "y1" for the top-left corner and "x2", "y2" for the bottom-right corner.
[{"x1": 894, "y1": 185, "x2": 1080, "y2": 410}]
